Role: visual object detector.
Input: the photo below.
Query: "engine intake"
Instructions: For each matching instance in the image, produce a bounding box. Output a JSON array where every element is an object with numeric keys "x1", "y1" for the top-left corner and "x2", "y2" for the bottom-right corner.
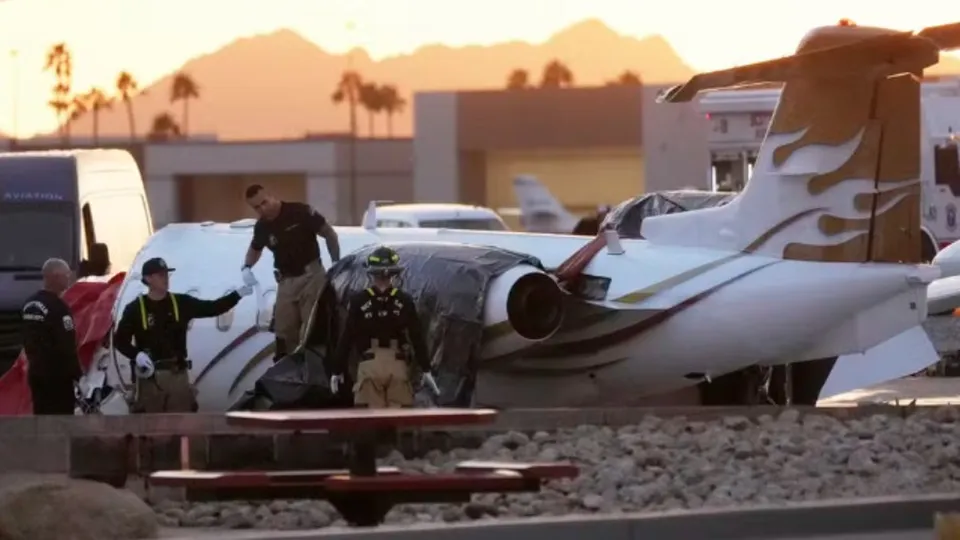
[{"x1": 505, "y1": 271, "x2": 564, "y2": 341}]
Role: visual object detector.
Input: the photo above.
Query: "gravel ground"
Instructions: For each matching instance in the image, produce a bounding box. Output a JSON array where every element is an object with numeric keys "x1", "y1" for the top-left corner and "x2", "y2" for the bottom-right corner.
[{"x1": 153, "y1": 408, "x2": 960, "y2": 530}]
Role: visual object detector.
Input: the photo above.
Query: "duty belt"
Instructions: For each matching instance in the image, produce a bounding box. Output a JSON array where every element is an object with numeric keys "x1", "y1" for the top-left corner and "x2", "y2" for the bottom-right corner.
[
  {"x1": 362, "y1": 339, "x2": 406, "y2": 361},
  {"x1": 151, "y1": 357, "x2": 192, "y2": 371},
  {"x1": 275, "y1": 260, "x2": 323, "y2": 281}
]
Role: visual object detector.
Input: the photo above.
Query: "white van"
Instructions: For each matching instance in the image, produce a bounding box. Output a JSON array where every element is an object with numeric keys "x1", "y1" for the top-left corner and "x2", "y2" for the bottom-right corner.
[
  {"x1": 366, "y1": 203, "x2": 509, "y2": 231},
  {"x1": 0, "y1": 149, "x2": 152, "y2": 373}
]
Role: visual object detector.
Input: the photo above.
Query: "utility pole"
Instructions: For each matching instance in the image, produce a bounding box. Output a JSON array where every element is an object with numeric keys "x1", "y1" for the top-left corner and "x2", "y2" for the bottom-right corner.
[
  {"x1": 8, "y1": 48, "x2": 18, "y2": 143},
  {"x1": 346, "y1": 21, "x2": 359, "y2": 225}
]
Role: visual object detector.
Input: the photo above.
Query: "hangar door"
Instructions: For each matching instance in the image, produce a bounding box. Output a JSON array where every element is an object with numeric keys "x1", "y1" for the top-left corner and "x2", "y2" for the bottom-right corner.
[
  {"x1": 485, "y1": 147, "x2": 644, "y2": 218},
  {"x1": 177, "y1": 174, "x2": 306, "y2": 223}
]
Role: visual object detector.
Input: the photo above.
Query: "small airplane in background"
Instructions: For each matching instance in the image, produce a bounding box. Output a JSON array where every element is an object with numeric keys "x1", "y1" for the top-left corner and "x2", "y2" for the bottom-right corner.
[{"x1": 500, "y1": 175, "x2": 607, "y2": 234}]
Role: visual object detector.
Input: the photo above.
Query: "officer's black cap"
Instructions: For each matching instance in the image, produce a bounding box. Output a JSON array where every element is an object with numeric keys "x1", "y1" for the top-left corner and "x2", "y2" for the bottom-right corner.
[{"x1": 141, "y1": 257, "x2": 175, "y2": 277}]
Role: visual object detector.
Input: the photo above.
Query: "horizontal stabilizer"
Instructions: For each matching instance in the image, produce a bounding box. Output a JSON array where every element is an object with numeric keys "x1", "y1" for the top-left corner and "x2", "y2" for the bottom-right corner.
[
  {"x1": 659, "y1": 21, "x2": 960, "y2": 104},
  {"x1": 917, "y1": 22, "x2": 960, "y2": 49},
  {"x1": 818, "y1": 326, "x2": 939, "y2": 400}
]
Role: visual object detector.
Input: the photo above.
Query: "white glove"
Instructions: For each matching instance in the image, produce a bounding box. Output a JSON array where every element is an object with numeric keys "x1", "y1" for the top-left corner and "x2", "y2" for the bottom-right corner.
[
  {"x1": 241, "y1": 267, "x2": 258, "y2": 287},
  {"x1": 330, "y1": 374, "x2": 344, "y2": 394},
  {"x1": 421, "y1": 372, "x2": 440, "y2": 396},
  {"x1": 134, "y1": 352, "x2": 155, "y2": 379},
  {"x1": 236, "y1": 284, "x2": 254, "y2": 297}
]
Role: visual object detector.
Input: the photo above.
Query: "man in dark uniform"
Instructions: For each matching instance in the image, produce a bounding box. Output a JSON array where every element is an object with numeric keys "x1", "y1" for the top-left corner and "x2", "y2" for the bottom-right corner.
[
  {"x1": 21, "y1": 258, "x2": 81, "y2": 415},
  {"x1": 242, "y1": 184, "x2": 341, "y2": 360},
  {"x1": 114, "y1": 257, "x2": 253, "y2": 413},
  {"x1": 329, "y1": 246, "x2": 438, "y2": 408}
]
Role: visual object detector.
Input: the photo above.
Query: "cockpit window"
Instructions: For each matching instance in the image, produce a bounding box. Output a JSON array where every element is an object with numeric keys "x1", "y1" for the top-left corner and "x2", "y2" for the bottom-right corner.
[{"x1": 419, "y1": 218, "x2": 507, "y2": 231}]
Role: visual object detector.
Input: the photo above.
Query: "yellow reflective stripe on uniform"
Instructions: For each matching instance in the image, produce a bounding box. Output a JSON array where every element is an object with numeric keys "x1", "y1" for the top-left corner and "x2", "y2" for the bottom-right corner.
[
  {"x1": 368, "y1": 256, "x2": 381, "y2": 262},
  {"x1": 389, "y1": 288, "x2": 398, "y2": 296},
  {"x1": 390, "y1": 254, "x2": 399, "y2": 262},
  {"x1": 138, "y1": 296, "x2": 147, "y2": 329},
  {"x1": 366, "y1": 288, "x2": 375, "y2": 296},
  {"x1": 138, "y1": 294, "x2": 180, "y2": 330}
]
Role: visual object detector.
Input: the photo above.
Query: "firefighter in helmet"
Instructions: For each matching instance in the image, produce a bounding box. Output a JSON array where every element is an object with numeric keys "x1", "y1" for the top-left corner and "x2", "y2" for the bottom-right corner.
[{"x1": 329, "y1": 246, "x2": 438, "y2": 407}]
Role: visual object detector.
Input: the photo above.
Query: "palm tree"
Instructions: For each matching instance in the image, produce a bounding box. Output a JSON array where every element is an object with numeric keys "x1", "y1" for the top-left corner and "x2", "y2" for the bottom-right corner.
[
  {"x1": 147, "y1": 112, "x2": 181, "y2": 141},
  {"x1": 378, "y1": 84, "x2": 406, "y2": 138},
  {"x1": 170, "y1": 72, "x2": 200, "y2": 136},
  {"x1": 540, "y1": 60, "x2": 574, "y2": 89},
  {"x1": 331, "y1": 70, "x2": 363, "y2": 138},
  {"x1": 607, "y1": 70, "x2": 642, "y2": 86},
  {"x1": 43, "y1": 43, "x2": 73, "y2": 144},
  {"x1": 80, "y1": 88, "x2": 112, "y2": 144},
  {"x1": 116, "y1": 71, "x2": 140, "y2": 141},
  {"x1": 67, "y1": 95, "x2": 88, "y2": 142},
  {"x1": 358, "y1": 83, "x2": 384, "y2": 137},
  {"x1": 47, "y1": 92, "x2": 70, "y2": 143},
  {"x1": 506, "y1": 69, "x2": 531, "y2": 90}
]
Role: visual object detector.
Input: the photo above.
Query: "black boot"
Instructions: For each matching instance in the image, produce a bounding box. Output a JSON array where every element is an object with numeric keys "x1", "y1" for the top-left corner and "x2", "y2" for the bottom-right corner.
[{"x1": 273, "y1": 338, "x2": 287, "y2": 363}]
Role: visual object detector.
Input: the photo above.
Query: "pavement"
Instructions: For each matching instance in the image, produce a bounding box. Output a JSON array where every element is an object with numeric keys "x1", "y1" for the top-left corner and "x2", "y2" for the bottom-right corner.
[{"x1": 159, "y1": 528, "x2": 934, "y2": 540}]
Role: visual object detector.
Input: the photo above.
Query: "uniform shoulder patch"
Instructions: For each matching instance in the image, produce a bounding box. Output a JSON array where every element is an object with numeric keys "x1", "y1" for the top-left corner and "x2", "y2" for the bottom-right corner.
[{"x1": 62, "y1": 315, "x2": 74, "y2": 331}]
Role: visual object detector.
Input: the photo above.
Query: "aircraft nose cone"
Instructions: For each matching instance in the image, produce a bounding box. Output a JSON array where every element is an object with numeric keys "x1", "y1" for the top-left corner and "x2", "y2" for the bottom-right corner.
[{"x1": 934, "y1": 239, "x2": 960, "y2": 279}]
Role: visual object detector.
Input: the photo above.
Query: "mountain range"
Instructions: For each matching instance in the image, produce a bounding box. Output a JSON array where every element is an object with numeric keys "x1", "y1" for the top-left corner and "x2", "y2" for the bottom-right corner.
[{"x1": 28, "y1": 20, "x2": 960, "y2": 141}]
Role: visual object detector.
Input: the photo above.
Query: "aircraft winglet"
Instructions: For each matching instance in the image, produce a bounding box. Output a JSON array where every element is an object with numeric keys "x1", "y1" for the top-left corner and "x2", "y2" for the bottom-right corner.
[
  {"x1": 362, "y1": 201, "x2": 377, "y2": 230},
  {"x1": 603, "y1": 230, "x2": 624, "y2": 255}
]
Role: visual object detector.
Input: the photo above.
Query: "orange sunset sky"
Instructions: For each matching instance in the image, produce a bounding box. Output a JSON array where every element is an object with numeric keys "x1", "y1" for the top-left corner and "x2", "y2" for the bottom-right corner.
[{"x1": 0, "y1": 0, "x2": 958, "y2": 138}]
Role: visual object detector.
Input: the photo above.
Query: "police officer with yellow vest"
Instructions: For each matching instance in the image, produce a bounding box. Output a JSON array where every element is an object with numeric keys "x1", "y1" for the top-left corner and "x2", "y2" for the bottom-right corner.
[
  {"x1": 113, "y1": 258, "x2": 253, "y2": 413},
  {"x1": 329, "y1": 246, "x2": 439, "y2": 407}
]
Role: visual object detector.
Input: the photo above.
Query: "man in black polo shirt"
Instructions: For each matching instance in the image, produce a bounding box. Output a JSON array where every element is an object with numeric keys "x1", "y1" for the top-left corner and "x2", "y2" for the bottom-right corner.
[{"x1": 242, "y1": 184, "x2": 341, "y2": 359}]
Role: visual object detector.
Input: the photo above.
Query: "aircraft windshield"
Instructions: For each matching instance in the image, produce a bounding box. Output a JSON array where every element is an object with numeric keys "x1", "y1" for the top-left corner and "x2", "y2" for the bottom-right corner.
[
  {"x1": 419, "y1": 218, "x2": 507, "y2": 231},
  {"x1": 0, "y1": 202, "x2": 75, "y2": 270}
]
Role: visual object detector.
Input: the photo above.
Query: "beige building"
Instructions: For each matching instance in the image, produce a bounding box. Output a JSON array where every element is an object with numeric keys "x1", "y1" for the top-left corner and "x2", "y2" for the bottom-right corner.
[
  {"x1": 413, "y1": 84, "x2": 710, "y2": 220},
  {"x1": 144, "y1": 136, "x2": 411, "y2": 226}
]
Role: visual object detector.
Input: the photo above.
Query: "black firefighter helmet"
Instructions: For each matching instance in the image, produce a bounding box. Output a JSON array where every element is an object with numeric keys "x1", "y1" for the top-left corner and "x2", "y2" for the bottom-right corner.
[{"x1": 364, "y1": 245, "x2": 402, "y2": 277}]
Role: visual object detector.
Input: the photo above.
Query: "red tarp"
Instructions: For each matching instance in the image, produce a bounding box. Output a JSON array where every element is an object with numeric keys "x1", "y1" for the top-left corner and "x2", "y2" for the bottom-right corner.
[{"x1": 0, "y1": 272, "x2": 126, "y2": 415}]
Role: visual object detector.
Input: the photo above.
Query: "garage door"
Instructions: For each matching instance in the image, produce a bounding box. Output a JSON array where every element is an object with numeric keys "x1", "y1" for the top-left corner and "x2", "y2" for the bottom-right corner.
[
  {"x1": 485, "y1": 147, "x2": 644, "y2": 217},
  {"x1": 178, "y1": 173, "x2": 306, "y2": 223}
]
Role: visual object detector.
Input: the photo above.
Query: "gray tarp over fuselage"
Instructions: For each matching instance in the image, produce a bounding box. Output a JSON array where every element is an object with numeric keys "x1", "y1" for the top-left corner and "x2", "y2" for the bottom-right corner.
[{"x1": 232, "y1": 241, "x2": 544, "y2": 410}]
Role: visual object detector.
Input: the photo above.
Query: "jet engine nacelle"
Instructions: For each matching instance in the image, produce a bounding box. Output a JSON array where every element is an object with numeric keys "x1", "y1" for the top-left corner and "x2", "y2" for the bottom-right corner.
[{"x1": 480, "y1": 265, "x2": 565, "y2": 359}]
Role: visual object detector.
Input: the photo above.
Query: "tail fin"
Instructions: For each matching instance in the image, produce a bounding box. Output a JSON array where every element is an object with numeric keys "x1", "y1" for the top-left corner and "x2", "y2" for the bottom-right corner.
[
  {"x1": 512, "y1": 175, "x2": 580, "y2": 233},
  {"x1": 642, "y1": 22, "x2": 960, "y2": 263}
]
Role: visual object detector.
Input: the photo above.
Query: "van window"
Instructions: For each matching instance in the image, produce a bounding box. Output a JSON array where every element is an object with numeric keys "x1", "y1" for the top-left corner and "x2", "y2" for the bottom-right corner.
[
  {"x1": 87, "y1": 193, "x2": 152, "y2": 272},
  {"x1": 0, "y1": 201, "x2": 76, "y2": 270},
  {"x1": 419, "y1": 218, "x2": 507, "y2": 231}
]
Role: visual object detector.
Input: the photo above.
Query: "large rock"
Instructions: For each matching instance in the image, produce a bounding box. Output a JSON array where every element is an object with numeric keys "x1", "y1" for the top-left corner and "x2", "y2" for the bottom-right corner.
[{"x1": 0, "y1": 474, "x2": 158, "y2": 540}]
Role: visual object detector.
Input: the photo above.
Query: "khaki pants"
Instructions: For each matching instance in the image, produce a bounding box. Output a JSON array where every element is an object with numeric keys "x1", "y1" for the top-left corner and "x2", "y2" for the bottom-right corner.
[
  {"x1": 275, "y1": 261, "x2": 327, "y2": 350},
  {"x1": 134, "y1": 367, "x2": 197, "y2": 413},
  {"x1": 354, "y1": 346, "x2": 413, "y2": 408}
]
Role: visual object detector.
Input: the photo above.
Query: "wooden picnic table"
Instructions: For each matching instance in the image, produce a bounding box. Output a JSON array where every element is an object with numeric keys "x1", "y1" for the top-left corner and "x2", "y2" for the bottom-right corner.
[{"x1": 152, "y1": 408, "x2": 577, "y2": 527}]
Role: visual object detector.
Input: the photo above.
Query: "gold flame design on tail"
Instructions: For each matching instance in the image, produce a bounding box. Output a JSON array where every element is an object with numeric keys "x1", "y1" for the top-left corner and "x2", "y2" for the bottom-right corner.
[{"x1": 773, "y1": 28, "x2": 922, "y2": 263}]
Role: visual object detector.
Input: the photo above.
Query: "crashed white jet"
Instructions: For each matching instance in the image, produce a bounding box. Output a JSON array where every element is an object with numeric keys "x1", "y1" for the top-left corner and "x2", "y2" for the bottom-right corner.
[{"x1": 86, "y1": 19, "x2": 960, "y2": 413}]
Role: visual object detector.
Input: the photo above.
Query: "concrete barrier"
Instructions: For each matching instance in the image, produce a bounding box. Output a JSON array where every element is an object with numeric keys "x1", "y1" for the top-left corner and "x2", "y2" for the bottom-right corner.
[
  {"x1": 0, "y1": 403, "x2": 935, "y2": 440},
  {"x1": 160, "y1": 493, "x2": 957, "y2": 540},
  {"x1": 0, "y1": 404, "x2": 947, "y2": 477}
]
